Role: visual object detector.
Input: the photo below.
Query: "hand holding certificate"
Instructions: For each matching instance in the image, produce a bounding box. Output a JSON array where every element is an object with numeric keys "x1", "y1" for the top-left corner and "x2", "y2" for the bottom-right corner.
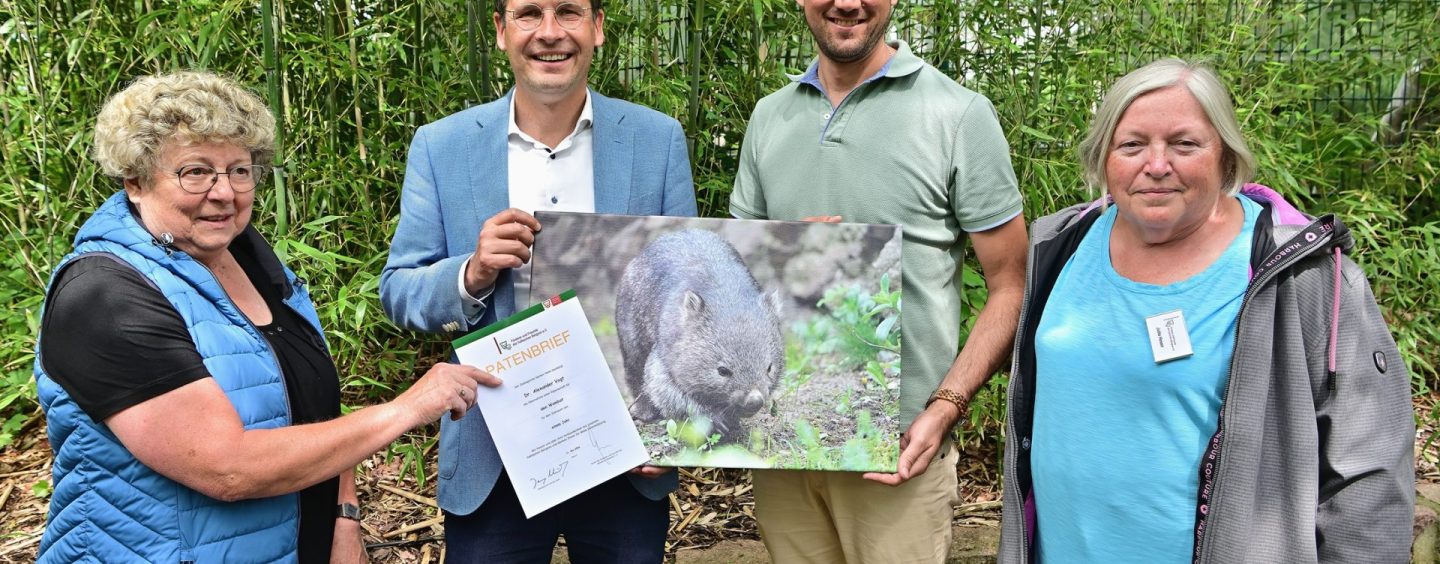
[{"x1": 453, "y1": 291, "x2": 649, "y2": 517}]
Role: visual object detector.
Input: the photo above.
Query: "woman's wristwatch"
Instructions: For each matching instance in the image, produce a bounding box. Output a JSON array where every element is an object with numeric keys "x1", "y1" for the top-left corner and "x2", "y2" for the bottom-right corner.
[
  {"x1": 925, "y1": 387, "x2": 970, "y2": 422},
  {"x1": 336, "y1": 503, "x2": 362, "y2": 522}
]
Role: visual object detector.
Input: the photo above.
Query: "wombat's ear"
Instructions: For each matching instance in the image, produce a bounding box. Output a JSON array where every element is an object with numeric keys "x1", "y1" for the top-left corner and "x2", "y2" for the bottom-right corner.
[
  {"x1": 682, "y1": 290, "x2": 706, "y2": 322},
  {"x1": 763, "y1": 290, "x2": 783, "y2": 316}
]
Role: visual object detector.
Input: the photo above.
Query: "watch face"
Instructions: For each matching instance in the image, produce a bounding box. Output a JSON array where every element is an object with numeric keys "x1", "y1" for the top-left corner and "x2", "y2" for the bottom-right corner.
[{"x1": 338, "y1": 503, "x2": 361, "y2": 520}]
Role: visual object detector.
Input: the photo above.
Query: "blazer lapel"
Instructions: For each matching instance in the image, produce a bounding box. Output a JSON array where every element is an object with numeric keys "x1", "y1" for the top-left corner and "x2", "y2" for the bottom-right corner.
[
  {"x1": 591, "y1": 92, "x2": 633, "y2": 215},
  {"x1": 467, "y1": 91, "x2": 515, "y2": 319},
  {"x1": 468, "y1": 91, "x2": 512, "y2": 225}
]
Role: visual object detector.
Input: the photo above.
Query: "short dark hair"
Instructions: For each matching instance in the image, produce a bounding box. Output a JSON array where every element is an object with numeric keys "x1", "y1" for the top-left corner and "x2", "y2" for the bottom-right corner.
[{"x1": 494, "y1": 0, "x2": 602, "y2": 16}]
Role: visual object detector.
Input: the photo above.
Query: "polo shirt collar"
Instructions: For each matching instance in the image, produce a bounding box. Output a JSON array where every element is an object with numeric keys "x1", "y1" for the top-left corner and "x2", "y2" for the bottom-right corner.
[{"x1": 789, "y1": 39, "x2": 924, "y2": 92}]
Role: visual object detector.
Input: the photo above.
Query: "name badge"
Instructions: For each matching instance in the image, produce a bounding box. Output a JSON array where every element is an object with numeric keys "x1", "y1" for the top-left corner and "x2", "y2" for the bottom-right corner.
[{"x1": 1145, "y1": 309, "x2": 1194, "y2": 364}]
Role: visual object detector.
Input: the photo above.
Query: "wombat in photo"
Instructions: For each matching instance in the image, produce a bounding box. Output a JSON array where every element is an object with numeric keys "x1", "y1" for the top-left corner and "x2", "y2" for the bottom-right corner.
[{"x1": 616, "y1": 229, "x2": 784, "y2": 441}]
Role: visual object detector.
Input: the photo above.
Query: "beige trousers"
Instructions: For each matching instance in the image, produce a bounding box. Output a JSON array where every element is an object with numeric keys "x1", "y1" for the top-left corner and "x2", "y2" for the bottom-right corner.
[{"x1": 750, "y1": 443, "x2": 960, "y2": 564}]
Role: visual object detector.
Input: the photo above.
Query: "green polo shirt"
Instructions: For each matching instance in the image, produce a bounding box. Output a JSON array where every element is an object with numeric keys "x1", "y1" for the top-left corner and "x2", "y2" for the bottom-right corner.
[{"x1": 730, "y1": 41, "x2": 1022, "y2": 426}]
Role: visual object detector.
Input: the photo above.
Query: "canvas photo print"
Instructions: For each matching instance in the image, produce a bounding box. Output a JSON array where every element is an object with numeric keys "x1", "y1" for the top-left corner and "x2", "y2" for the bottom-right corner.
[{"x1": 522, "y1": 212, "x2": 903, "y2": 472}]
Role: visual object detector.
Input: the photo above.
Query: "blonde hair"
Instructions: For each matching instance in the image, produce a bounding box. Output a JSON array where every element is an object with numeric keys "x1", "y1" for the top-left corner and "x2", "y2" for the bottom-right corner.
[
  {"x1": 92, "y1": 71, "x2": 275, "y2": 182},
  {"x1": 1077, "y1": 58, "x2": 1257, "y2": 196}
]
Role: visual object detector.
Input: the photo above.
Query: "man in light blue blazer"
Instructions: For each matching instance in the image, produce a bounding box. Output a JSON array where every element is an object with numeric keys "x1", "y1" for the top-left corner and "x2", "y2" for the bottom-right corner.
[{"x1": 379, "y1": 0, "x2": 695, "y2": 561}]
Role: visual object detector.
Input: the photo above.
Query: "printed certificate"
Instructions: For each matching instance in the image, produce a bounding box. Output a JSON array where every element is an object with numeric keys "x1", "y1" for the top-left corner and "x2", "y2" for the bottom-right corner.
[{"x1": 453, "y1": 290, "x2": 649, "y2": 517}]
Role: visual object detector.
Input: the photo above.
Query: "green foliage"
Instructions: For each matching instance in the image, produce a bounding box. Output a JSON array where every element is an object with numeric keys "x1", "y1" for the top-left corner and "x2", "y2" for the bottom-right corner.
[
  {"x1": 386, "y1": 433, "x2": 439, "y2": 487},
  {"x1": 2, "y1": 1, "x2": 1437, "y2": 466},
  {"x1": 781, "y1": 275, "x2": 902, "y2": 403},
  {"x1": 592, "y1": 316, "x2": 617, "y2": 337},
  {"x1": 818, "y1": 273, "x2": 902, "y2": 363},
  {"x1": 790, "y1": 419, "x2": 827, "y2": 467},
  {"x1": 1335, "y1": 188, "x2": 1440, "y2": 389},
  {"x1": 664, "y1": 416, "x2": 718, "y2": 451},
  {"x1": 769, "y1": 277, "x2": 901, "y2": 470},
  {"x1": 645, "y1": 276, "x2": 902, "y2": 471},
  {"x1": 30, "y1": 479, "x2": 50, "y2": 499},
  {"x1": 641, "y1": 416, "x2": 771, "y2": 468},
  {"x1": 648, "y1": 407, "x2": 901, "y2": 472},
  {"x1": 775, "y1": 409, "x2": 896, "y2": 471},
  {"x1": 0, "y1": 411, "x2": 30, "y2": 448}
]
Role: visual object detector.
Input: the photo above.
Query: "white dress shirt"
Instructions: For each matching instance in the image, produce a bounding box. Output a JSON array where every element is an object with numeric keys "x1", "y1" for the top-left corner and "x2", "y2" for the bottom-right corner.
[{"x1": 457, "y1": 93, "x2": 597, "y2": 324}]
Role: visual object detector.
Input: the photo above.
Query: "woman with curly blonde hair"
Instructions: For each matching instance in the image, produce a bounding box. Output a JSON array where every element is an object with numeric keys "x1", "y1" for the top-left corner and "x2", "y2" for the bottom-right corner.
[{"x1": 34, "y1": 71, "x2": 497, "y2": 563}]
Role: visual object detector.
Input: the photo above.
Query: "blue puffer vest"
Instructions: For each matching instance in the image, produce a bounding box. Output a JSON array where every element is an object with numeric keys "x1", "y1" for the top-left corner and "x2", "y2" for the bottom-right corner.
[{"x1": 34, "y1": 191, "x2": 322, "y2": 563}]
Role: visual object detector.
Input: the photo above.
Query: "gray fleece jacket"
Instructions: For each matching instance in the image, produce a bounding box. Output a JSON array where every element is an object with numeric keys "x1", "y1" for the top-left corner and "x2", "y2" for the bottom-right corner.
[{"x1": 999, "y1": 184, "x2": 1415, "y2": 563}]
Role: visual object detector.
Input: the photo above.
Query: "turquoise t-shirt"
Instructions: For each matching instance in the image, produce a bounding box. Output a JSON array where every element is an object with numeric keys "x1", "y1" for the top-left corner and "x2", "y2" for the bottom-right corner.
[{"x1": 1031, "y1": 196, "x2": 1260, "y2": 563}]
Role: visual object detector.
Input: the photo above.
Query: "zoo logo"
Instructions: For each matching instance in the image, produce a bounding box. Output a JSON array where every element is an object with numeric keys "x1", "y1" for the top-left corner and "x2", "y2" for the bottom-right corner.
[{"x1": 494, "y1": 338, "x2": 512, "y2": 354}]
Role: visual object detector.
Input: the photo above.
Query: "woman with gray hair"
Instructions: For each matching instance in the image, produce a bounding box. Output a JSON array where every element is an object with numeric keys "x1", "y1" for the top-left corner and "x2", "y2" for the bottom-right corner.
[
  {"x1": 34, "y1": 71, "x2": 499, "y2": 563},
  {"x1": 999, "y1": 59, "x2": 1414, "y2": 562}
]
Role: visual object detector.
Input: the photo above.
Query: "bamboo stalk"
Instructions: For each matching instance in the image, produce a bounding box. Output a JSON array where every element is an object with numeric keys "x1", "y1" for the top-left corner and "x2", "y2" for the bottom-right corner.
[
  {"x1": 0, "y1": 0, "x2": 23, "y2": 236},
  {"x1": 955, "y1": 500, "x2": 1002, "y2": 513},
  {"x1": 260, "y1": 0, "x2": 289, "y2": 234},
  {"x1": 383, "y1": 515, "x2": 444, "y2": 539},
  {"x1": 324, "y1": 0, "x2": 336, "y2": 153},
  {"x1": 0, "y1": 531, "x2": 42, "y2": 558},
  {"x1": 347, "y1": 0, "x2": 366, "y2": 162},
  {"x1": 277, "y1": 0, "x2": 292, "y2": 135},
  {"x1": 467, "y1": 0, "x2": 484, "y2": 103},
  {"x1": 676, "y1": 504, "x2": 703, "y2": 531},
  {"x1": 376, "y1": 483, "x2": 438, "y2": 508},
  {"x1": 6, "y1": 0, "x2": 48, "y2": 265},
  {"x1": 686, "y1": 0, "x2": 703, "y2": 159},
  {"x1": 412, "y1": 0, "x2": 423, "y2": 107},
  {"x1": 0, "y1": 481, "x2": 13, "y2": 510}
]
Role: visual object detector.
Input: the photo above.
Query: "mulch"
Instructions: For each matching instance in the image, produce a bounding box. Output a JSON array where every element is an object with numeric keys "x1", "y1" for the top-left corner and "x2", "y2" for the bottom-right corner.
[
  {"x1": 0, "y1": 409, "x2": 48, "y2": 564},
  {"x1": 3, "y1": 392, "x2": 1436, "y2": 564}
]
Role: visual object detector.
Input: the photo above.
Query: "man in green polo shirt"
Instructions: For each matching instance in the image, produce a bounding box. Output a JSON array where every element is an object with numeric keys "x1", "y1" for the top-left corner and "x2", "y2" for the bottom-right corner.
[{"x1": 729, "y1": 0, "x2": 1027, "y2": 561}]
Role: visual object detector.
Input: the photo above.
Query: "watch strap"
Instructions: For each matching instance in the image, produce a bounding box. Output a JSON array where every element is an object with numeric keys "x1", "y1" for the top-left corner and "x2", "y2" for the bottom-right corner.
[{"x1": 336, "y1": 502, "x2": 361, "y2": 521}]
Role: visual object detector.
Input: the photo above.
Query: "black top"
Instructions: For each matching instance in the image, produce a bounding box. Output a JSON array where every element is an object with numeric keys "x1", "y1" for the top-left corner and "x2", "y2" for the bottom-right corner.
[{"x1": 40, "y1": 239, "x2": 341, "y2": 563}]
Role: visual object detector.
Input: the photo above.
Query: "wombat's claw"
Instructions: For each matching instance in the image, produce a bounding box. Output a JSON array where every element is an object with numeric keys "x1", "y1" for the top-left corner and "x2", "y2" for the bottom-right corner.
[{"x1": 629, "y1": 399, "x2": 661, "y2": 422}]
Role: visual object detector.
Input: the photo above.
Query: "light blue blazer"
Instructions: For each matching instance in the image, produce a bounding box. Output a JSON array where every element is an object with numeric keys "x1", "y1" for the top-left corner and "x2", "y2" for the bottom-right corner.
[{"x1": 380, "y1": 90, "x2": 695, "y2": 515}]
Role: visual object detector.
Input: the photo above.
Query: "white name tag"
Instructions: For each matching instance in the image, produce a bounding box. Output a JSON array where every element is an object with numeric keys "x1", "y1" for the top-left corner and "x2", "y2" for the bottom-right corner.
[{"x1": 1145, "y1": 309, "x2": 1194, "y2": 364}]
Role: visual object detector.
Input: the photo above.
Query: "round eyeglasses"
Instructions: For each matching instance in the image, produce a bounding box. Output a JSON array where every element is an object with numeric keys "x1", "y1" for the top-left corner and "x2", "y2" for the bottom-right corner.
[
  {"x1": 506, "y1": 2, "x2": 590, "y2": 31},
  {"x1": 172, "y1": 164, "x2": 268, "y2": 194}
]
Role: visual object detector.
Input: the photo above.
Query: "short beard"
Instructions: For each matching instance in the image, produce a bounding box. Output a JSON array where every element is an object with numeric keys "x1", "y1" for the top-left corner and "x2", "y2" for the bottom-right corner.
[{"x1": 809, "y1": 10, "x2": 891, "y2": 63}]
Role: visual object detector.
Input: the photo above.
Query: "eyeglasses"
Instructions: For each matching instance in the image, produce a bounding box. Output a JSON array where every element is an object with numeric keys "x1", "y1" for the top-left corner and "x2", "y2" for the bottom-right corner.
[
  {"x1": 172, "y1": 164, "x2": 268, "y2": 194},
  {"x1": 506, "y1": 2, "x2": 590, "y2": 31}
]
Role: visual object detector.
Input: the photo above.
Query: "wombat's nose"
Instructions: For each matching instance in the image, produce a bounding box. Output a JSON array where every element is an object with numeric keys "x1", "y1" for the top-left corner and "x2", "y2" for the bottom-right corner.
[{"x1": 737, "y1": 390, "x2": 765, "y2": 413}]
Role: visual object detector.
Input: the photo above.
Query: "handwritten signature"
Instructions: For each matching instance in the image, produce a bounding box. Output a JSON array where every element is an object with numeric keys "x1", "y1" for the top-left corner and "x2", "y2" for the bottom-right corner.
[
  {"x1": 588, "y1": 429, "x2": 616, "y2": 458},
  {"x1": 530, "y1": 461, "x2": 569, "y2": 490}
]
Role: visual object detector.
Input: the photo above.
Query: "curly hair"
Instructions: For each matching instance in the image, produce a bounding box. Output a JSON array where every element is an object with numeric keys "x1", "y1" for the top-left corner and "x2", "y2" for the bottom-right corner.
[{"x1": 92, "y1": 71, "x2": 275, "y2": 182}]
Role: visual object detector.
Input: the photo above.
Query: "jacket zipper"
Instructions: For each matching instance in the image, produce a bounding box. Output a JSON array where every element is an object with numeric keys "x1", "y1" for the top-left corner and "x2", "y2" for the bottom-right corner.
[
  {"x1": 190, "y1": 255, "x2": 297, "y2": 425},
  {"x1": 1011, "y1": 230, "x2": 1041, "y2": 563},
  {"x1": 189, "y1": 253, "x2": 303, "y2": 543},
  {"x1": 1193, "y1": 225, "x2": 1333, "y2": 563}
]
